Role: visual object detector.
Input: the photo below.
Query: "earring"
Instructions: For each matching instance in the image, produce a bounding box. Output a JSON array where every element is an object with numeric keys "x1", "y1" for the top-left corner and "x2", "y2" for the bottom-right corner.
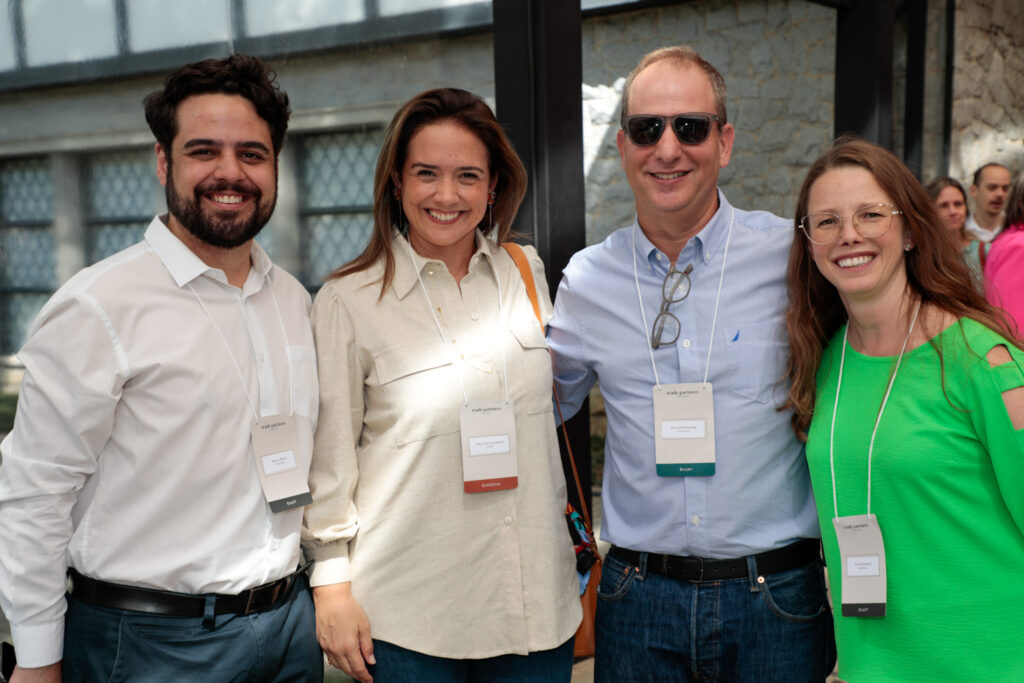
[
  {"x1": 393, "y1": 187, "x2": 401, "y2": 201},
  {"x1": 487, "y1": 191, "x2": 496, "y2": 232},
  {"x1": 904, "y1": 241, "x2": 913, "y2": 252}
]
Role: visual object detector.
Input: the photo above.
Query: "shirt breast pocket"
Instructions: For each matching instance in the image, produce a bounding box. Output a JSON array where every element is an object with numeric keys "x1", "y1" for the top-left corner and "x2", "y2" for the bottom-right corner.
[
  {"x1": 721, "y1": 319, "x2": 788, "y2": 405},
  {"x1": 373, "y1": 342, "x2": 459, "y2": 445},
  {"x1": 508, "y1": 317, "x2": 554, "y2": 415}
]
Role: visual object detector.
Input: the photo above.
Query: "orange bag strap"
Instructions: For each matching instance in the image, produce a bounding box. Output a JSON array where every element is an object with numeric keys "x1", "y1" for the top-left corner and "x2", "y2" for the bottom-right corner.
[{"x1": 502, "y1": 242, "x2": 594, "y2": 531}]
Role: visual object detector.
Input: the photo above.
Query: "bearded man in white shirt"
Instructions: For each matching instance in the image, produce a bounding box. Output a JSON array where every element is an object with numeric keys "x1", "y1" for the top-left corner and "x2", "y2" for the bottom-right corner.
[{"x1": 0, "y1": 54, "x2": 321, "y2": 683}]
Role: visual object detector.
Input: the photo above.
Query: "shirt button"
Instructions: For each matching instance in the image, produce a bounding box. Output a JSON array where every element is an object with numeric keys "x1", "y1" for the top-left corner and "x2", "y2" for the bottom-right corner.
[
  {"x1": 682, "y1": 339, "x2": 692, "y2": 348},
  {"x1": 655, "y1": 253, "x2": 663, "y2": 261},
  {"x1": 428, "y1": 270, "x2": 434, "y2": 276},
  {"x1": 691, "y1": 515, "x2": 700, "y2": 526},
  {"x1": 471, "y1": 313, "x2": 480, "y2": 321},
  {"x1": 504, "y1": 516, "x2": 513, "y2": 526}
]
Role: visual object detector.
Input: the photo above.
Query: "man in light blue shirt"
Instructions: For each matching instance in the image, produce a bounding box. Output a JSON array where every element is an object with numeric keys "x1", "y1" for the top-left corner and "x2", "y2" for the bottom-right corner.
[{"x1": 548, "y1": 46, "x2": 836, "y2": 682}]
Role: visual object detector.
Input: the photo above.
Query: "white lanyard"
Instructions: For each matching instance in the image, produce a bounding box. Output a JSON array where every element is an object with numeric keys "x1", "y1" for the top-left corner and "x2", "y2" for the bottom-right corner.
[
  {"x1": 828, "y1": 300, "x2": 920, "y2": 518},
  {"x1": 187, "y1": 271, "x2": 293, "y2": 420},
  {"x1": 405, "y1": 236, "x2": 510, "y2": 404},
  {"x1": 631, "y1": 206, "x2": 734, "y2": 386}
]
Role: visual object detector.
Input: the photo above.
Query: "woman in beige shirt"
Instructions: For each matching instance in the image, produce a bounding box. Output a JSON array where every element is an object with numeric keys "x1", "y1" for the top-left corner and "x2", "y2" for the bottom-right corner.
[{"x1": 303, "y1": 88, "x2": 581, "y2": 682}]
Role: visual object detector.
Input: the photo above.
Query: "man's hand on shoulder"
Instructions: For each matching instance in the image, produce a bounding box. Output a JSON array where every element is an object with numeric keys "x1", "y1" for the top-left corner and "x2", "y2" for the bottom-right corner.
[{"x1": 10, "y1": 662, "x2": 61, "y2": 683}]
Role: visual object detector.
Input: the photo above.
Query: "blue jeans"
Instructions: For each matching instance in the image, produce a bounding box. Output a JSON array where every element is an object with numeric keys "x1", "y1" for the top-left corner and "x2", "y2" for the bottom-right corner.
[
  {"x1": 595, "y1": 550, "x2": 835, "y2": 682},
  {"x1": 62, "y1": 575, "x2": 322, "y2": 682},
  {"x1": 368, "y1": 637, "x2": 574, "y2": 682}
]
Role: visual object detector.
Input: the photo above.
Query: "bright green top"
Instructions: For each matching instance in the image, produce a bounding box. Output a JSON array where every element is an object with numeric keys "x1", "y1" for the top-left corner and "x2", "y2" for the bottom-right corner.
[{"x1": 807, "y1": 317, "x2": 1024, "y2": 682}]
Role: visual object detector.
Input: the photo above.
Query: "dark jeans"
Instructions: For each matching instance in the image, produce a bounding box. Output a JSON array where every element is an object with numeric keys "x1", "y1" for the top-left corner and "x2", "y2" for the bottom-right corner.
[
  {"x1": 368, "y1": 637, "x2": 574, "y2": 683},
  {"x1": 62, "y1": 575, "x2": 322, "y2": 682},
  {"x1": 595, "y1": 550, "x2": 836, "y2": 683}
]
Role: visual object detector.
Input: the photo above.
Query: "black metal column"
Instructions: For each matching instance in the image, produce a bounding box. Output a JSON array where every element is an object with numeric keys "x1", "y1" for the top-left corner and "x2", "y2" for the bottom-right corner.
[
  {"x1": 834, "y1": 0, "x2": 896, "y2": 147},
  {"x1": 492, "y1": 0, "x2": 593, "y2": 515},
  {"x1": 902, "y1": 0, "x2": 927, "y2": 178}
]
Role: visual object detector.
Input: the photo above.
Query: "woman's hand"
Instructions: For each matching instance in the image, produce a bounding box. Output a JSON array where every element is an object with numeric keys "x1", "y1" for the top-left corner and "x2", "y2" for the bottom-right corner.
[{"x1": 312, "y1": 582, "x2": 375, "y2": 683}]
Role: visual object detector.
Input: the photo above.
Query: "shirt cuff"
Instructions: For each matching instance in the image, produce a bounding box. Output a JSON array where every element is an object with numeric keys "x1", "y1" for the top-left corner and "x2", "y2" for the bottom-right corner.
[
  {"x1": 11, "y1": 619, "x2": 64, "y2": 668},
  {"x1": 308, "y1": 555, "x2": 351, "y2": 587}
]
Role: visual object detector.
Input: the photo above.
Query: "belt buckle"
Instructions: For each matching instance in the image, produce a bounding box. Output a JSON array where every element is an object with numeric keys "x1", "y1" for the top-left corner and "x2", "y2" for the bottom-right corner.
[{"x1": 243, "y1": 589, "x2": 257, "y2": 616}]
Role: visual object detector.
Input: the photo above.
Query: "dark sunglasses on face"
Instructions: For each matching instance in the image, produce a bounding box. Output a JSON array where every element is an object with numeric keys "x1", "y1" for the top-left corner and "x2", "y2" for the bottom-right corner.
[{"x1": 621, "y1": 112, "x2": 721, "y2": 146}]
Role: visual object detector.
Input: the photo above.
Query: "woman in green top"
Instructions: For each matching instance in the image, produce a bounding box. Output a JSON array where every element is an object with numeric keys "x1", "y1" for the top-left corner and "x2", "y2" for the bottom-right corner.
[{"x1": 783, "y1": 138, "x2": 1024, "y2": 682}]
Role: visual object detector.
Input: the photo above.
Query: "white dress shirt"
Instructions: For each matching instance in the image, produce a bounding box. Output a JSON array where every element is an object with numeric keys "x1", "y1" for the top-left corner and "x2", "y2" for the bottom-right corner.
[
  {"x1": 965, "y1": 213, "x2": 1003, "y2": 243},
  {"x1": 0, "y1": 217, "x2": 318, "y2": 667},
  {"x1": 303, "y1": 232, "x2": 581, "y2": 658}
]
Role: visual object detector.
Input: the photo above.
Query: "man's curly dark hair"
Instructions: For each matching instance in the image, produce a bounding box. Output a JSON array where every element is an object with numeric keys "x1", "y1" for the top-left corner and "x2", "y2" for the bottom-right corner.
[{"x1": 143, "y1": 53, "x2": 290, "y2": 155}]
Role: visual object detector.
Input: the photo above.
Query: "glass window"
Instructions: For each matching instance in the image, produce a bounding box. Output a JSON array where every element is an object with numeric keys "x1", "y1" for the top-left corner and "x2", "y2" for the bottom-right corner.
[
  {"x1": 0, "y1": 8, "x2": 16, "y2": 72},
  {"x1": 22, "y1": 0, "x2": 118, "y2": 67},
  {"x1": 127, "y1": 0, "x2": 231, "y2": 53},
  {"x1": 296, "y1": 128, "x2": 383, "y2": 290},
  {"x1": 379, "y1": 0, "x2": 484, "y2": 15},
  {"x1": 244, "y1": 0, "x2": 364, "y2": 37},
  {"x1": 84, "y1": 149, "x2": 162, "y2": 263},
  {"x1": 0, "y1": 158, "x2": 56, "y2": 355}
]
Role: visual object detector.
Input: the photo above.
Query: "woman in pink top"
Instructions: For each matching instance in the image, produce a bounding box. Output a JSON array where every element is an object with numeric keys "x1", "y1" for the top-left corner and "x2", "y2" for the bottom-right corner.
[{"x1": 985, "y1": 171, "x2": 1024, "y2": 336}]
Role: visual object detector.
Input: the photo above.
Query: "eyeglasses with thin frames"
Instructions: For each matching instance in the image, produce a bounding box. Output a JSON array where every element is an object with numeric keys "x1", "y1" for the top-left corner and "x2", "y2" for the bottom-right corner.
[
  {"x1": 798, "y1": 203, "x2": 903, "y2": 245},
  {"x1": 651, "y1": 263, "x2": 693, "y2": 349}
]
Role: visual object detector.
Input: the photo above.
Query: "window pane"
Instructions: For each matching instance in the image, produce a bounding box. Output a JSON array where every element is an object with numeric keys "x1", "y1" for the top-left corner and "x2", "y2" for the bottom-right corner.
[
  {"x1": 0, "y1": 227, "x2": 55, "y2": 289},
  {"x1": 84, "y1": 150, "x2": 160, "y2": 220},
  {"x1": 83, "y1": 149, "x2": 160, "y2": 263},
  {"x1": 0, "y1": 159, "x2": 54, "y2": 224},
  {"x1": 245, "y1": 0, "x2": 364, "y2": 36},
  {"x1": 302, "y1": 213, "x2": 373, "y2": 286},
  {"x1": 128, "y1": 0, "x2": 231, "y2": 53},
  {"x1": 22, "y1": 0, "x2": 118, "y2": 67},
  {"x1": 0, "y1": 8, "x2": 16, "y2": 72},
  {"x1": 379, "y1": 0, "x2": 484, "y2": 16},
  {"x1": 297, "y1": 128, "x2": 383, "y2": 289},
  {"x1": 1, "y1": 293, "x2": 50, "y2": 355},
  {"x1": 299, "y1": 130, "x2": 380, "y2": 209}
]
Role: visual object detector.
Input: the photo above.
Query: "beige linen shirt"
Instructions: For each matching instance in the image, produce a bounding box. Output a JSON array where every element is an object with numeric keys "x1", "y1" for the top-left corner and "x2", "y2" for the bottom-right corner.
[{"x1": 303, "y1": 231, "x2": 581, "y2": 658}]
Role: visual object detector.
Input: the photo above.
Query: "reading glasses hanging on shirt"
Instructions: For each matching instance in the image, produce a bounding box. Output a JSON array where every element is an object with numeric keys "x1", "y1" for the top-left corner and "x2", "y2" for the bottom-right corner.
[
  {"x1": 798, "y1": 203, "x2": 903, "y2": 245},
  {"x1": 651, "y1": 263, "x2": 693, "y2": 349}
]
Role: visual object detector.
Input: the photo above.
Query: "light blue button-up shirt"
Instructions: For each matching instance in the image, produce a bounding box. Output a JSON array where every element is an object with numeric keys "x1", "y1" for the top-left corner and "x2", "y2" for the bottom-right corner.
[{"x1": 548, "y1": 191, "x2": 820, "y2": 559}]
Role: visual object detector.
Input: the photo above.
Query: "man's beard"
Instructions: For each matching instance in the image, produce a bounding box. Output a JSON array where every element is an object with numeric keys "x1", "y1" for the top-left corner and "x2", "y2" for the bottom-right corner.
[{"x1": 165, "y1": 166, "x2": 276, "y2": 249}]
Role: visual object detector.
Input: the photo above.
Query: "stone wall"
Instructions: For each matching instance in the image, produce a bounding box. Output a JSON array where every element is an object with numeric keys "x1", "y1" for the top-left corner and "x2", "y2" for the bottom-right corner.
[
  {"x1": 580, "y1": 0, "x2": 836, "y2": 244},
  {"x1": 949, "y1": 0, "x2": 1024, "y2": 186}
]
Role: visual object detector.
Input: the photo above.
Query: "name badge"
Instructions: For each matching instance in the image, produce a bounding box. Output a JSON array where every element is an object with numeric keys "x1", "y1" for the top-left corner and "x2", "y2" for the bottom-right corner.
[
  {"x1": 251, "y1": 414, "x2": 312, "y2": 513},
  {"x1": 833, "y1": 513, "x2": 887, "y2": 617},
  {"x1": 653, "y1": 383, "x2": 715, "y2": 476},
  {"x1": 460, "y1": 399, "x2": 517, "y2": 493}
]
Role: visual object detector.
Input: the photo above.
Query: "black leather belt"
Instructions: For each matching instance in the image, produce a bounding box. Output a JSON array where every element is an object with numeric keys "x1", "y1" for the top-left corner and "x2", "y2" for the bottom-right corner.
[
  {"x1": 610, "y1": 538, "x2": 820, "y2": 583},
  {"x1": 68, "y1": 565, "x2": 308, "y2": 617}
]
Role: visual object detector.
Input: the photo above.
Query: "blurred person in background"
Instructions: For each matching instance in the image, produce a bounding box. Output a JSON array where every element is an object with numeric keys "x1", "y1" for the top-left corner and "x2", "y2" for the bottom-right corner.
[
  {"x1": 925, "y1": 176, "x2": 983, "y2": 281},
  {"x1": 965, "y1": 162, "x2": 1011, "y2": 242},
  {"x1": 984, "y1": 171, "x2": 1024, "y2": 334}
]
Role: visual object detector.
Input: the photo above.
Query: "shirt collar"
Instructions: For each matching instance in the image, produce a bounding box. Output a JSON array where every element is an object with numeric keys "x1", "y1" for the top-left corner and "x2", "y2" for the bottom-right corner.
[
  {"x1": 634, "y1": 189, "x2": 734, "y2": 268},
  {"x1": 145, "y1": 215, "x2": 273, "y2": 289},
  {"x1": 390, "y1": 229, "x2": 498, "y2": 299}
]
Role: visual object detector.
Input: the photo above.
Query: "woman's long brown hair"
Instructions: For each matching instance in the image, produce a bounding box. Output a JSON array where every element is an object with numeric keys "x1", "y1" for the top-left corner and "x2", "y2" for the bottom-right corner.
[
  {"x1": 327, "y1": 88, "x2": 527, "y2": 296},
  {"x1": 783, "y1": 138, "x2": 1020, "y2": 440}
]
